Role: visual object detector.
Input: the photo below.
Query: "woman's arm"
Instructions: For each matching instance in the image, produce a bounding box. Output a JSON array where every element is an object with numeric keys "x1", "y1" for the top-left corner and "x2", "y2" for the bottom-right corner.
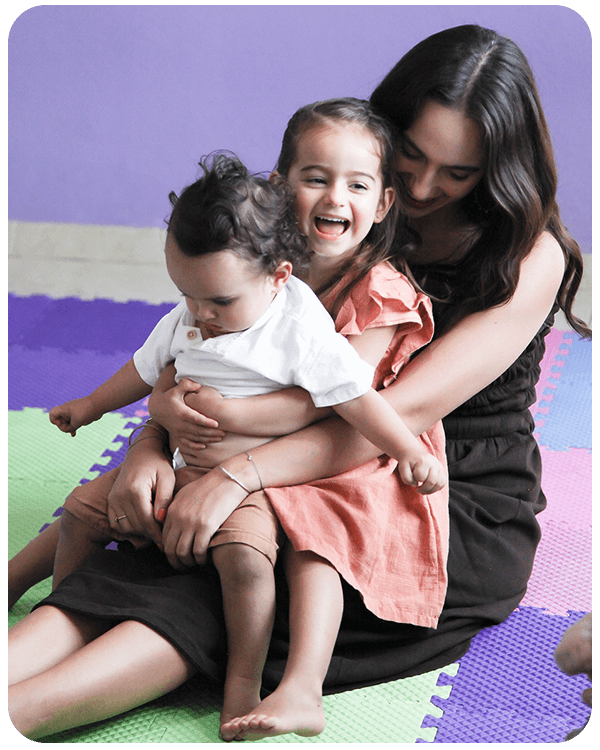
[{"x1": 220, "y1": 231, "x2": 566, "y2": 489}]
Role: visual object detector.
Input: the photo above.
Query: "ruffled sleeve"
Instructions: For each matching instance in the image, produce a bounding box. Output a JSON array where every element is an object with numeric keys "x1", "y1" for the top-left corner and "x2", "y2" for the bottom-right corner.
[{"x1": 329, "y1": 262, "x2": 434, "y2": 389}]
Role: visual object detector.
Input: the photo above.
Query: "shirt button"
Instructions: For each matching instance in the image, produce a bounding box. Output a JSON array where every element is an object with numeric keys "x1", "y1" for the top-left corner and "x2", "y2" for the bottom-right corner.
[{"x1": 187, "y1": 329, "x2": 197, "y2": 340}]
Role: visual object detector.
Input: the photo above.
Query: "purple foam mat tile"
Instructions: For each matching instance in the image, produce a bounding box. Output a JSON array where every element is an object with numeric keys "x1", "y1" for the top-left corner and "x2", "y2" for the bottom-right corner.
[
  {"x1": 8, "y1": 344, "x2": 145, "y2": 413},
  {"x1": 428, "y1": 608, "x2": 591, "y2": 743},
  {"x1": 8, "y1": 294, "x2": 174, "y2": 355},
  {"x1": 425, "y1": 702, "x2": 581, "y2": 743},
  {"x1": 8, "y1": 293, "x2": 57, "y2": 344}
]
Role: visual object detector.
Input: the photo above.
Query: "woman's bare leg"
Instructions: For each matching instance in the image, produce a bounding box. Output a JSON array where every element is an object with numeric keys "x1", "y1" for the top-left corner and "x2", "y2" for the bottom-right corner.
[
  {"x1": 9, "y1": 609, "x2": 195, "y2": 740},
  {"x1": 9, "y1": 605, "x2": 111, "y2": 685},
  {"x1": 222, "y1": 548, "x2": 343, "y2": 741}
]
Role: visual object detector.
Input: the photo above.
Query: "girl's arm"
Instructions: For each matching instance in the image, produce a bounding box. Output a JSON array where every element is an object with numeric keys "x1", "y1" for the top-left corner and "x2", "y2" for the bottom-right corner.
[
  {"x1": 150, "y1": 319, "x2": 400, "y2": 445},
  {"x1": 184, "y1": 385, "x2": 329, "y2": 436},
  {"x1": 149, "y1": 365, "x2": 327, "y2": 442},
  {"x1": 216, "y1": 231, "x2": 566, "y2": 489},
  {"x1": 49, "y1": 358, "x2": 152, "y2": 436},
  {"x1": 333, "y1": 389, "x2": 446, "y2": 493}
]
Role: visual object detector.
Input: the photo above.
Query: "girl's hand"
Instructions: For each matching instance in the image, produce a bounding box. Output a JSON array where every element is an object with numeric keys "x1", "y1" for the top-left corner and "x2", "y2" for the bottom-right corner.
[
  {"x1": 106, "y1": 435, "x2": 176, "y2": 546},
  {"x1": 397, "y1": 453, "x2": 447, "y2": 495},
  {"x1": 149, "y1": 377, "x2": 226, "y2": 448},
  {"x1": 49, "y1": 396, "x2": 102, "y2": 436},
  {"x1": 161, "y1": 466, "x2": 249, "y2": 569}
]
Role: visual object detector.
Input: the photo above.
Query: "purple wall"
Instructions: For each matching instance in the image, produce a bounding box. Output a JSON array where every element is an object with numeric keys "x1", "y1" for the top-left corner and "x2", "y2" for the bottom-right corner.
[{"x1": 8, "y1": 5, "x2": 592, "y2": 251}]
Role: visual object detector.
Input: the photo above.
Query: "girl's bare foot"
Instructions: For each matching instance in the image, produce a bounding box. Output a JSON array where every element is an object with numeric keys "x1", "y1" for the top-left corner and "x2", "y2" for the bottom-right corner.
[
  {"x1": 220, "y1": 675, "x2": 262, "y2": 742},
  {"x1": 222, "y1": 682, "x2": 326, "y2": 741}
]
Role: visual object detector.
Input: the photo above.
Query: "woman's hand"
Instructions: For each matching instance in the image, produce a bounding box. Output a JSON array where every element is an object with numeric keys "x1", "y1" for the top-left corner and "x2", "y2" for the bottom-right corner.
[
  {"x1": 161, "y1": 466, "x2": 249, "y2": 569},
  {"x1": 106, "y1": 434, "x2": 176, "y2": 546}
]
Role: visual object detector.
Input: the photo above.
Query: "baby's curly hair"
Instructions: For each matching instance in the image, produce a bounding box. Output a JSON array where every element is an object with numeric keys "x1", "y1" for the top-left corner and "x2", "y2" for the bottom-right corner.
[{"x1": 168, "y1": 152, "x2": 309, "y2": 274}]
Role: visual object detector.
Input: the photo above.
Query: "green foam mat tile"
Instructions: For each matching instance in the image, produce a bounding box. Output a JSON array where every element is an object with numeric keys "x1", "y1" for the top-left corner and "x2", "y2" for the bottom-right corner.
[
  {"x1": 8, "y1": 407, "x2": 141, "y2": 556},
  {"x1": 9, "y1": 407, "x2": 457, "y2": 743},
  {"x1": 8, "y1": 407, "x2": 141, "y2": 625},
  {"x1": 40, "y1": 664, "x2": 459, "y2": 743}
]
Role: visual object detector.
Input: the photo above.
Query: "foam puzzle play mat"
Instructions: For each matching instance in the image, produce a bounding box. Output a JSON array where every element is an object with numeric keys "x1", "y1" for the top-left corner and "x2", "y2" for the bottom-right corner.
[{"x1": 8, "y1": 294, "x2": 592, "y2": 743}]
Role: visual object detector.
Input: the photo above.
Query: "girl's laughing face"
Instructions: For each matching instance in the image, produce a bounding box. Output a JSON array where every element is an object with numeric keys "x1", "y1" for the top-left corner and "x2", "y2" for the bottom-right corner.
[{"x1": 286, "y1": 121, "x2": 394, "y2": 265}]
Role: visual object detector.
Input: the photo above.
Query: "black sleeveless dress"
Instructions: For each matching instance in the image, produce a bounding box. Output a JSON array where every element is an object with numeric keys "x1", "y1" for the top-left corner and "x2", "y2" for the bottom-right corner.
[{"x1": 37, "y1": 313, "x2": 552, "y2": 693}]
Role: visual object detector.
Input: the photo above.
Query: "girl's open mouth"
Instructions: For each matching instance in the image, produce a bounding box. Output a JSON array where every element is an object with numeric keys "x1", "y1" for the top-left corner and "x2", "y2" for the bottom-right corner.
[{"x1": 314, "y1": 216, "x2": 349, "y2": 237}]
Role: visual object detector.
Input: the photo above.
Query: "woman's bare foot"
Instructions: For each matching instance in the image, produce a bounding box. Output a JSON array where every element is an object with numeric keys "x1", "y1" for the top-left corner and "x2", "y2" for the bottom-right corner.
[
  {"x1": 220, "y1": 675, "x2": 262, "y2": 741},
  {"x1": 222, "y1": 682, "x2": 326, "y2": 741}
]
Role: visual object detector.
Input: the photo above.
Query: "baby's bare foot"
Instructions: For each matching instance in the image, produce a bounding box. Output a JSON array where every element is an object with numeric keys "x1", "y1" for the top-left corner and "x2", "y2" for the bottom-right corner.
[
  {"x1": 230, "y1": 683, "x2": 326, "y2": 741},
  {"x1": 220, "y1": 676, "x2": 262, "y2": 742}
]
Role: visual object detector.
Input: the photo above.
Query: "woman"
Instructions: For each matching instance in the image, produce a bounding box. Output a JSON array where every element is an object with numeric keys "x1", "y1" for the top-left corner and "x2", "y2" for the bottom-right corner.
[{"x1": 8, "y1": 25, "x2": 590, "y2": 739}]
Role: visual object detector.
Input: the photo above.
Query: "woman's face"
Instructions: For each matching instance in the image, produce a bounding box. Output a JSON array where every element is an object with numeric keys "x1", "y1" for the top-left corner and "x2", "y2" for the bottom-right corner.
[{"x1": 395, "y1": 100, "x2": 484, "y2": 220}]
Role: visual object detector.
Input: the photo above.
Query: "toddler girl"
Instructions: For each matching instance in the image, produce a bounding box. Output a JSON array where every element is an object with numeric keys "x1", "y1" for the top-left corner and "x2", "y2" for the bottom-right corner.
[{"x1": 152, "y1": 100, "x2": 449, "y2": 741}]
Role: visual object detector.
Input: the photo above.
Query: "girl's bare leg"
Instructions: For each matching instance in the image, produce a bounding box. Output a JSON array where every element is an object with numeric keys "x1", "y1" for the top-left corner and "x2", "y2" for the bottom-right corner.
[
  {"x1": 212, "y1": 543, "x2": 276, "y2": 739},
  {"x1": 8, "y1": 519, "x2": 61, "y2": 609},
  {"x1": 222, "y1": 548, "x2": 343, "y2": 741},
  {"x1": 8, "y1": 607, "x2": 195, "y2": 740}
]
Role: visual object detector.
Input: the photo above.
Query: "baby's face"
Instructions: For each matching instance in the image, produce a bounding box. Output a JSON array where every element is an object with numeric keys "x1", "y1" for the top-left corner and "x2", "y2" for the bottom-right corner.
[{"x1": 165, "y1": 236, "x2": 287, "y2": 337}]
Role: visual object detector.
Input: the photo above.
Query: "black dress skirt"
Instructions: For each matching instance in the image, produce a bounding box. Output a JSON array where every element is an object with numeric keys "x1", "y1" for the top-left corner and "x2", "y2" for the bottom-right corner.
[{"x1": 36, "y1": 315, "x2": 552, "y2": 694}]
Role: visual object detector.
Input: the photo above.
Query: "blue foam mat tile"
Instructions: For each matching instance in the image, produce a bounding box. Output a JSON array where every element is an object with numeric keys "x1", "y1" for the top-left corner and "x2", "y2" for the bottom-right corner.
[{"x1": 534, "y1": 337, "x2": 591, "y2": 451}]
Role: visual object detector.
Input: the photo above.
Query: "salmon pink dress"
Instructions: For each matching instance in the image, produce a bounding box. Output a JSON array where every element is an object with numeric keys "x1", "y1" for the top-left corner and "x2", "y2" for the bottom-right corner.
[{"x1": 266, "y1": 262, "x2": 449, "y2": 628}]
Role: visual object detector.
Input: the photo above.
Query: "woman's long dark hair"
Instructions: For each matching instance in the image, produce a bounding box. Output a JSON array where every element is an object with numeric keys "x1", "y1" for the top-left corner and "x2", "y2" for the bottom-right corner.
[{"x1": 371, "y1": 24, "x2": 590, "y2": 338}]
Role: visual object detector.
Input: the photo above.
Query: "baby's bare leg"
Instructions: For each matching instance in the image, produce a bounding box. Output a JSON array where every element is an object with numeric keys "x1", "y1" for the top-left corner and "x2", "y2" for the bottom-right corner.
[
  {"x1": 9, "y1": 519, "x2": 62, "y2": 609},
  {"x1": 212, "y1": 542, "x2": 276, "y2": 740},
  {"x1": 52, "y1": 509, "x2": 113, "y2": 589}
]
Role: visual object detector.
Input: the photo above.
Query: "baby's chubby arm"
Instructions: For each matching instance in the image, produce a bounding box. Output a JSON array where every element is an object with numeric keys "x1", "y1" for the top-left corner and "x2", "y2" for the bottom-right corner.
[{"x1": 49, "y1": 358, "x2": 152, "y2": 436}]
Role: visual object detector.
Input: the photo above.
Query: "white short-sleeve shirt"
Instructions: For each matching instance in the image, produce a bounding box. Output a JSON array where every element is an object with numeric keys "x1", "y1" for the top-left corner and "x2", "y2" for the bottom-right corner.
[{"x1": 133, "y1": 275, "x2": 374, "y2": 408}]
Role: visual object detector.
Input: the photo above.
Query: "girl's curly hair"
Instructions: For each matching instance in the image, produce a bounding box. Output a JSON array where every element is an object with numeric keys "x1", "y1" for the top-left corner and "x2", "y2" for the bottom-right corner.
[{"x1": 168, "y1": 151, "x2": 309, "y2": 274}]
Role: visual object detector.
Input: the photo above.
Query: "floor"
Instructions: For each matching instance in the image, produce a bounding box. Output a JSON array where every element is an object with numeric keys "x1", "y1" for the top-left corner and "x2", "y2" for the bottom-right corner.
[
  {"x1": 7, "y1": 221, "x2": 593, "y2": 743},
  {"x1": 7, "y1": 220, "x2": 593, "y2": 325}
]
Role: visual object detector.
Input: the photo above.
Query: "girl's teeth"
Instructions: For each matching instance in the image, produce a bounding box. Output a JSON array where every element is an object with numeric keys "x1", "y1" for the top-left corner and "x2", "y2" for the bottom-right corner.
[{"x1": 315, "y1": 217, "x2": 348, "y2": 236}]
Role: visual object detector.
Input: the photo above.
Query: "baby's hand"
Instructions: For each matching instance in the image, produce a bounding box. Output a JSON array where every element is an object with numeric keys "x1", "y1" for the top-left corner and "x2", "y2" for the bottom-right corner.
[
  {"x1": 397, "y1": 453, "x2": 447, "y2": 495},
  {"x1": 49, "y1": 396, "x2": 101, "y2": 436},
  {"x1": 184, "y1": 384, "x2": 225, "y2": 420}
]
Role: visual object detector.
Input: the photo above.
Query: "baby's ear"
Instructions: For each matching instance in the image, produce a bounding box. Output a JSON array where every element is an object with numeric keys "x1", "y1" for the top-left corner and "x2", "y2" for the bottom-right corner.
[{"x1": 271, "y1": 260, "x2": 293, "y2": 291}]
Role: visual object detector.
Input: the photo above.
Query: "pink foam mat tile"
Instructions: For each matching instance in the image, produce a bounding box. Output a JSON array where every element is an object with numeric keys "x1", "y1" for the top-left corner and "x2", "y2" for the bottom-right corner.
[
  {"x1": 538, "y1": 445, "x2": 591, "y2": 529},
  {"x1": 521, "y1": 518, "x2": 592, "y2": 615}
]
